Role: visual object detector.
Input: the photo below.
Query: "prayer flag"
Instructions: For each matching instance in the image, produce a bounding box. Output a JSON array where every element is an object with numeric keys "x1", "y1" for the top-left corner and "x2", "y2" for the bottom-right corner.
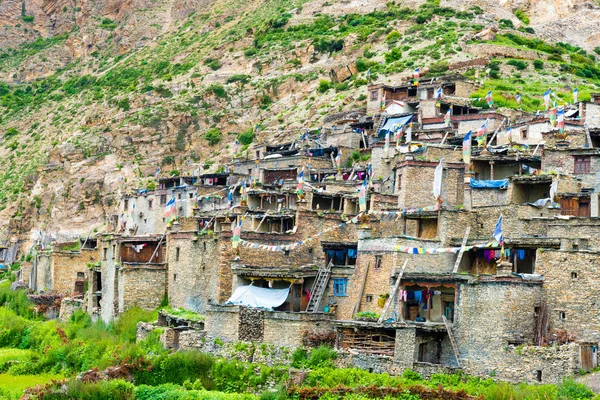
[
  {"x1": 164, "y1": 197, "x2": 177, "y2": 224},
  {"x1": 155, "y1": 167, "x2": 160, "y2": 180},
  {"x1": 516, "y1": 94, "x2": 522, "y2": 105},
  {"x1": 445, "y1": 109, "x2": 451, "y2": 127},
  {"x1": 506, "y1": 126, "x2": 512, "y2": 143},
  {"x1": 549, "y1": 179, "x2": 558, "y2": 201},
  {"x1": 435, "y1": 87, "x2": 442, "y2": 99},
  {"x1": 557, "y1": 107, "x2": 565, "y2": 133},
  {"x1": 381, "y1": 91, "x2": 386, "y2": 110},
  {"x1": 493, "y1": 214, "x2": 503, "y2": 245},
  {"x1": 476, "y1": 119, "x2": 489, "y2": 146},
  {"x1": 384, "y1": 130, "x2": 390, "y2": 158},
  {"x1": 405, "y1": 122, "x2": 412, "y2": 143},
  {"x1": 486, "y1": 91, "x2": 493, "y2": 107},
  {"x1": 462, "y1": 130, "x2": 472, "y2": 165},
  {"x1": 335, "y1": 149, "x2": 342, "y2": 169},
  {"x1": 573, "y1": 88, "x2": 579, "y2": 104},
  {"x1": 232, "y1": 218, "x2": 242, "y2": 249},
  {"x1": 413, "y1": 68, "x2": 420, "y2": 86},
  {"x1": 297, "y1": 167, "x2": 304, "y2": 195},
  {"x1": 433, "y1": 158, "x2": 444, "y2": 200},
  {"x1": 358, "y1": 178, "x2": 368, "y2": 212},
  {"x1": 549, "y1": 108, "x2": 557, "y2": 127},
  {"x1": 543, "y1": 90, "x2": 551, "y2": 110}
]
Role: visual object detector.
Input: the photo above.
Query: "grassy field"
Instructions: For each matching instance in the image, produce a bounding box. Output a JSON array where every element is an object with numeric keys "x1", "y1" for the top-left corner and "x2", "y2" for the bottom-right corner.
[{"x1": 0, "y1": 373, "x2": 64, "y2": 398}]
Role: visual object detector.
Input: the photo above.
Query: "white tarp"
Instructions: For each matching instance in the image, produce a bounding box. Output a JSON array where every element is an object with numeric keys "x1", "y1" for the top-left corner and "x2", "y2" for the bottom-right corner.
[{"x1": 226, "y1": 285, "x2": 290, "y2": 309}]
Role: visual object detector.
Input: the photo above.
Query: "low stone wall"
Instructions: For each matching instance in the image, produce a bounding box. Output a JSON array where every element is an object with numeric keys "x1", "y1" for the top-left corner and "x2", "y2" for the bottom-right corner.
[{"x1": 462, "y1": 343, "x2": 580, "y2": 385}]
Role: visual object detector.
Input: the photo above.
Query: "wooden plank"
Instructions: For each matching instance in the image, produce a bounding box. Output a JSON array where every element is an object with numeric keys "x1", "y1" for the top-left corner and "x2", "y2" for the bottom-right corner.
[
  {"x1": 147, "y1": 231, "x2": 167, "y2": 264},
  {"x1": 352, "y1": 262, "x2": 371, "y2": 317},
  {"x1": 485, "y1": 118, "x2": 506, "y2": 147},
  {"x1": 452, "y1": 227, "x2": 470, "y2": 273},
  {"x1": 378, "y1": 259, "x2": 408, "y2": 323},
  {"x1": 442, "y1": 315, "x2": 461, "y2": 368},
  {"x1": 440, "y1": 131, "x2": 449, "y2": 144}
]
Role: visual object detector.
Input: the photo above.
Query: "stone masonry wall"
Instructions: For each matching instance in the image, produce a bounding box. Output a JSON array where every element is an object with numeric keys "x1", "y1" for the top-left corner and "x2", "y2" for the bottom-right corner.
[
  {"x1": 451, "y1": 281, "x2": 575, "y2": 383},
  {"x1": 52, "y1": 248, "x2": 99, "y2": 295},
  {"x1": 536, "y1": 249, "x2": 600, "y2": 342},
  {"x1": 119, "y1": 265, "x2": 167, "y2": 312},
  {"x1": 167, "y1": 232, "x2": 222, "y2": 312}
]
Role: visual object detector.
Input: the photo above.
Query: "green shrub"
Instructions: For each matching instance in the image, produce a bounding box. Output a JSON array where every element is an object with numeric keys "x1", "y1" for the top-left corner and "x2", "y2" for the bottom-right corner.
[
  {"x1": 205, "y1": 58, "x2": 222, "y2": 70},
  {"x1": 385, "y1": 31, "x2": 401, "y2": 45},
  {"x1": 208, "y1": 84, "x2": 227, "y2": 99},
  {"x1": 65, "y1": 379, "x2": 135, "y2": 399},
  {"x1": 317, "y1": 80, "x2": 332, "y2": 93},
  {"x1": 506, "y1": 59, "x2": 528, "y2": 70},
  {"x1": 100, "y1": 18, "x2": 117, "y2": 29},
  {"x1": 116, "y1": 98, "x2": 130, "y2": 111},
  {"x1": 291, "y1": 347, "x2": 308, "y2": 368},
  {"x1": 22, "y1": 15, "x2": 34, "y2": 22},
  {"x1": 306, "y1": 345, "x2": 337, "y2": 369},
  {"x1": 557, "y1": 378, "x2": 594, "y2": 399},
  {"x1": 205, "y1": 128, "x2": 222, "y2": 146},
  {"x1": 429, "y1": 60, "x2": 449, "y2": 74},
  {"x1": 514, "y1": 9, "x2": 530, "y2": 25},
  {"x1": 533, "y1": 60, "x2": 544, "y2": 70},
  {"x1": 237, "y1": 130, "x2": 254, "y2": 146},
  {"x1": 226, "y1": 74, "x2": 251, "y2": 85},
  {"x1": 5, "y1": 127, "x2": 19, "y2": 139},
  {"x1": 499, "y1": 19, "x2": 514, "y2": 29}
]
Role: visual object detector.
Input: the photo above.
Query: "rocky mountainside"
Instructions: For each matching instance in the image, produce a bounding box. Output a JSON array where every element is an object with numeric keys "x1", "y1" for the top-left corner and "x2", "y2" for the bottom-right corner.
[{"x1": 0, "y1": 0, "x2": 599, "y2": 245}]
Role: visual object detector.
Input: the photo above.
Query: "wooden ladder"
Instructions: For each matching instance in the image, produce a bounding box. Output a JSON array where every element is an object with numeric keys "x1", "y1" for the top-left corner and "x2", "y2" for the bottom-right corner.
[
  {"x1": 374, "y1": 112, "x2": 387, "y2": 134},
  {"x1": 306, "y1": 261, "x2": 332, "y2": 312},
  {"x1": 442, "y1": 315, "x2": 461, "y2": 368}
]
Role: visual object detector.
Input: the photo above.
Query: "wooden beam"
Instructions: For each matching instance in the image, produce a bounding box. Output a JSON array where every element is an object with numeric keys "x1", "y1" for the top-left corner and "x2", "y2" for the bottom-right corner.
[
  {"x1": 148, "y1": 231, "x2": 167, "y2": 264},
  {"x1": 352, "y1": 262, "x2": 371, "y2": 317},
  {"x1": 378, "y1": 259, "x2": 408, "y2": 323},
  {"x1": 452, "y1": 227, "x2": 470, "y2": 273},
  {"x1": 486, "y1": 117, "x2": 506, "y2": 147}
]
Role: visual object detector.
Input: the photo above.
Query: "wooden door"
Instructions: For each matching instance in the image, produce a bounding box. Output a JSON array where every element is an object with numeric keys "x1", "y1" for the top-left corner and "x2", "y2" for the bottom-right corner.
[
  {"x1": 560, "y1": 198, "x2": 579, "y2": 216},
  {"x1": 578, "y1": 200, "x2": 591, "y2": 217},
  {"x1": 581, "y1": 344, "x2": 595, "y2": 371}
]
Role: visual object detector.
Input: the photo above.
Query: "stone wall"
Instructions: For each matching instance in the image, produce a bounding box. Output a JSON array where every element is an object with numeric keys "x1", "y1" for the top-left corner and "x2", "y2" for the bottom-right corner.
[
  {"x1": 395, "y1": 161, "x2": 464, "y2": 209},
  {"x1": 262, "y1": 311, "x2": 334, "y2": 348},
  {"x1": 536, "y1": 249, "x2": 600, "y2": 342},
  {"x1": 34, "y1": 252, "x2": 53, "y2": 292},
  {"x1": 118, "y1": 264, "x2": 167, "y2": 312},
  {"x1": 52, "y1": 248, "x2": 98, "y2": 295},
  {"x1": 167, "y1": 232, "x2": 222, "y2": 312},
  {"x1": 451, "y1": 281, "x2": 578, "y2": 383},
  {"x1": 543, "y1": 149, "x2": 600, "y2": 190}
]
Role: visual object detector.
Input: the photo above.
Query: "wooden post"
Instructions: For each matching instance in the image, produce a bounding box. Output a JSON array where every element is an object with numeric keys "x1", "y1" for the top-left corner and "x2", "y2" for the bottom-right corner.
[
  {"x1": 352, "y1": 261, "x2": 371, "y2": 317},
  {"x1": 254, "y1": 210, "x2": 269, "y2": 232},
  {"x1": 452, "y1": 227, "x2": 470, "y2": 273},
  {"x1": 378, "y1": 260, "x2": 408, "y2": 323},
  {"x1": 486, "y1": 117, "x2": 506, "y2": 147},
  {"x1": 148, "y1": 231, "x2": 167, "y2": 264}
]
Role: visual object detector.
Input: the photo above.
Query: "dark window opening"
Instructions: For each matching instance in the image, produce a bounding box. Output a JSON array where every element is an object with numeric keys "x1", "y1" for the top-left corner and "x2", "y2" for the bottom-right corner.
[
  {"x1": 366, "y1": 294, "x2": 373, "y2": 303},
  {"x1": 175, "y1": 247, "x2": 180, "y2": 261},
  {"x1": 536, "y1": 370, "x2": 542, "y2": 382},
  {"x1": 160, "y1": 195, "x2": 167, "y2": 205},
  {"x1": 76, "y1": 272, "x2": 85, "y2": 279},
  {"x1": 124, "y1": 199, "x2": 129, "y2": 210},
  {"x1": 370, "y1": 90, "x2": 378, "y2": 101},
  {"x1": 571, "y1": 272, "x2": 578, "y2": 279},
  {"x1": 173, "y1": 274, "x2": 177, "y2": 282},
  {"x1": 325, "y1": 246, "x2": 358, "y2": 266},
  {"x1": 103, "y1": 248, "x2": 107, "y2": 260},
  {"x1": 559, "y1": 311, "x2": 566, "y2": 320},
  {"x1": 375, "y1": 255, "x2": 382, "y2": 269},
  {"x1": 521, "y1": 128, "x2": 528, "y2": 140},
  {"x1": 148, "y1": 199, "x2": 153, "y2": 210}
]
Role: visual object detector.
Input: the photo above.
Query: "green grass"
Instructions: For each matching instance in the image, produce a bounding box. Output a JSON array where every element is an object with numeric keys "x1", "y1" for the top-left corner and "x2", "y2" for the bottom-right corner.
[{"x1": 0, "y1": 373, "x2": 63, "y2": 398}]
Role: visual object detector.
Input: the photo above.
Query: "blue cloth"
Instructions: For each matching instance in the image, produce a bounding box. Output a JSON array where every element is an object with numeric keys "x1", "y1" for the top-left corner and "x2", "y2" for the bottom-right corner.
[
  {"x1": 470, "y1": 178, "x2": 509, "y2": 189},
  {"x1": 347, "y1": 248, "x2": 357, "y2": 258},
  {"x1": 378, "y1": 115, "x2": 414, "y2": 138},
  {"x1": 414, "y1": 291, "x2": 422, "y2": 304}
]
